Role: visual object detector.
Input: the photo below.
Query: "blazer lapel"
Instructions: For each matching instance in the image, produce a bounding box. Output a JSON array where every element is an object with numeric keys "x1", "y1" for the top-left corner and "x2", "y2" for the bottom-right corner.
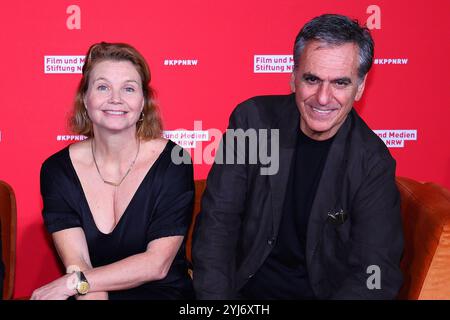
[
  {"x1": 306, "y1": 111, "x2": 354, "y2": 265},
  {"x1": 268, "y1": 95, "x2": 299, "y2": 237}
]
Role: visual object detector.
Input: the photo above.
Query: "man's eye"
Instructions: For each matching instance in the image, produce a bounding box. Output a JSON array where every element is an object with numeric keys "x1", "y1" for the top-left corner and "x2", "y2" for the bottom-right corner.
[
  {"x1": 304, "y1": 76, "x2": 319, "y2": 84},
  {"x1": 335, "y1": 80, "x2": 350, "y2": 87}
]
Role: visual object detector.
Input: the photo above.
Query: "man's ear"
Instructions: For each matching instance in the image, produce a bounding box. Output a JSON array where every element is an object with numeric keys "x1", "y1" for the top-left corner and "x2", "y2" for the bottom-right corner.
[
  {"x1": 290, "y1": 72, "x2": 296, "y2": 92},
  {"x1": 355, "y1": 74, "x2": 368, "y2": 101}
]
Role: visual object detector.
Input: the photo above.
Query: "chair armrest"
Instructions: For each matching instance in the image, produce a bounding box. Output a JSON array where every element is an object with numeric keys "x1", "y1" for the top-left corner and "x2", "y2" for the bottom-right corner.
[{"x1": 397, "y1": 177, "x2": 450, "y2": 299}]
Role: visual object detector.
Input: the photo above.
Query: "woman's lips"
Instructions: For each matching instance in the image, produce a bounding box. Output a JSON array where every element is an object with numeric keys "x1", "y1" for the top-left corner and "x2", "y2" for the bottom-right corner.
[{"x1": 103, "y1": 110, "x2": 127, "y2": 115}]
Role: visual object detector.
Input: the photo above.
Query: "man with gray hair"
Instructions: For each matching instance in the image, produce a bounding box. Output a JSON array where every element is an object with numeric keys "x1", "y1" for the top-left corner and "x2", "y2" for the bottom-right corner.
[{"x1": 193, "y1": 14, "x2": 403, "y2": 299}]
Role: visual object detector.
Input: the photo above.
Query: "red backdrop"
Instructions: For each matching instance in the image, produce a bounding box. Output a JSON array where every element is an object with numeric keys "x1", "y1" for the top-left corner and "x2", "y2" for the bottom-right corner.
[{"x1": 0, "y1": 0, "x2": 449, "y2": 298}]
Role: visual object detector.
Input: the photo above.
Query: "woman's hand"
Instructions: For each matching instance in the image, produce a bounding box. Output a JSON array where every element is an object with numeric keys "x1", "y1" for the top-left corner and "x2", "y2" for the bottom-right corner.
[{"x1": 30, "y1": 273, "x2": 77, "y2": 300}]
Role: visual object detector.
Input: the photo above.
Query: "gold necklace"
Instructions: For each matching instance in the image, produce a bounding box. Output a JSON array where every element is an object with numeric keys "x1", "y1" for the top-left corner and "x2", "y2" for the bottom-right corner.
[{"x1": 91, "y1": 139, "x2": 140, "y2": 187}]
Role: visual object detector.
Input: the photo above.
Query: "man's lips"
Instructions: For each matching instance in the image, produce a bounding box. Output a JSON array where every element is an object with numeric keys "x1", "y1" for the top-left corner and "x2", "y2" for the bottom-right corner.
[
  {"x1": 310, "y1": 106, "x2": 339, "y2": 115},
  {"x1": 312, "y1": 107, "x2": 333, "y2": 114}
]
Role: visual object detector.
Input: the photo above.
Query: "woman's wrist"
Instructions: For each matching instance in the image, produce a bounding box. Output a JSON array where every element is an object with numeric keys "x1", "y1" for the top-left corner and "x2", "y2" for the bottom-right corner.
[{"x1": 64, "y1": 272, "x2": 80, "y2": 297}]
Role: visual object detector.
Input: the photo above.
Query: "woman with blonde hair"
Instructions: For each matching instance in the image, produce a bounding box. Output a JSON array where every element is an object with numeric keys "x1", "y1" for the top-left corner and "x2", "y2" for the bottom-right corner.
[{"x1": 32, "y1": 42, "x2": 194, "y2": 300}]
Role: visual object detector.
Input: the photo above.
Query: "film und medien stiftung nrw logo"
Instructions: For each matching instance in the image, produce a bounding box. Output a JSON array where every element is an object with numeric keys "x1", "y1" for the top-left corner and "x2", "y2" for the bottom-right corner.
[
  {"x1": 254, "y1": 55, "x2": 294, "y2": 73},
  {"x1": 44, "y1": 56, "x2": 85, "y2": 74},
  {"x1": 163, "y1": 129, "x2": 209, "y2": 148},
  {"x1": 373, "y1": 130, "x2": 417, "y2": 148}
]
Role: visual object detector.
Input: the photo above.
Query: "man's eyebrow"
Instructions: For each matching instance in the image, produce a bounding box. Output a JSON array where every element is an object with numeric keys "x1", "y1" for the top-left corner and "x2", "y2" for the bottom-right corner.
[
  {"x1": 331, "y1": 77, "x2": 352, "y2": 84},
  {"x1": 302, "y1": 72, "x2": 322, "y2": 81},
  {"x1": 302, "y1": 73, "x2": 352, "y2": 84}
]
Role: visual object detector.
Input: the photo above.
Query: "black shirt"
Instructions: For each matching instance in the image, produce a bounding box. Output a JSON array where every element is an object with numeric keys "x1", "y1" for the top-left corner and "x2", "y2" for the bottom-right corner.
[
  {"x1": 240, "y1": 129, "x2": 334, "y2": 299},
  {"x1": 41, "y1": 140, "x2": 195, "y2": 300}
]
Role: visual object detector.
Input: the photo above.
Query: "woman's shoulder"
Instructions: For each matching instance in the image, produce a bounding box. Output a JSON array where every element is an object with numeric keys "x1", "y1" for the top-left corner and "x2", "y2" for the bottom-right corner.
[
  {"x1": 143, "y1": 137, "x2": 172, "y2": 149},
  {"x1": 142, "y1": 138, "x2": 192, "y2": 175},
  {"x1": 40, "y1": 145, "x2": 74, "y2": 189},
  {"x1": 140, "y1": 137, "x2": 174, "y2": 161},
  {"x1": 42, "y1": 140, "x2": 89, "y2": 174},
  {"x1": 42, "y1": 146, "x2": 70, "y2": 170},
  {"x1": 67, "y1": 139, "x2": 91, "y2": 166}
]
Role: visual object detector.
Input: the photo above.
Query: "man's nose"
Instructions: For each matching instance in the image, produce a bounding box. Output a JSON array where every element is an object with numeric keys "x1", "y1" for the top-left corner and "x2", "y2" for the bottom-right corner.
[{"x1": 316, "y1": 82, "x2": 332, "y2": 105}]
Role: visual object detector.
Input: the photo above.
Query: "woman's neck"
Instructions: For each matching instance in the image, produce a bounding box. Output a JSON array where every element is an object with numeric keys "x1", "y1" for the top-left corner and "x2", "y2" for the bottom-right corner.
[{"x1": 91, "y1": 128, "x2": 140, "y2": 165}]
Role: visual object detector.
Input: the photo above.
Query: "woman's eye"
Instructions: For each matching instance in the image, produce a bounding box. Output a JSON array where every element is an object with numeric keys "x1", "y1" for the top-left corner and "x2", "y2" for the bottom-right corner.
[
  {"x1": 124, "y1": 87, "x2": 135, "y2": 93},
  {"x1": 97, "y1": 85, "x2": 108, "y2": 91}
]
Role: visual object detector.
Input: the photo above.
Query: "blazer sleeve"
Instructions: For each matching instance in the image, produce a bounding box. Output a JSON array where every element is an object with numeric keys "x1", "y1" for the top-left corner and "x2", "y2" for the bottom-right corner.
[
  {"x1": 192, "y1": 105, "x2": 249, "y2": 299},
  {"x1": 331, "y1": 154, "x2": 404, "y2": 299}
]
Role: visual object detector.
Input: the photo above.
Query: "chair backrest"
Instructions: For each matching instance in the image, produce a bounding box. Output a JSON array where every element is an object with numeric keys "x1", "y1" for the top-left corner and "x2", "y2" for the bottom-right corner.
[
  {"x1": 0, "y1": 180, "x2": 16, "y2": 300},
  {"x1": 186, "y1": 179, "x2": 206, "y2": 265},
  {"x1": 396, "y1": 176, "x2": 450, "y2": 299}
]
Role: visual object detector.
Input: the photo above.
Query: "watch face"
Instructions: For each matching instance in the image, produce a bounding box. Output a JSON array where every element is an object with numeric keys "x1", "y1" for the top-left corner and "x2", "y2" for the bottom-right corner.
[{"x1": 78, "y1": 281, "x2": 90, "y2": 295}]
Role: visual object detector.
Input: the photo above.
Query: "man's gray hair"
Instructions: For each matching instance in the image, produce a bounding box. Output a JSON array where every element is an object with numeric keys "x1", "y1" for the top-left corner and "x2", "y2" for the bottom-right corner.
[{"x1": 293, "y1": 14, "x2": 374, "y2": 80}]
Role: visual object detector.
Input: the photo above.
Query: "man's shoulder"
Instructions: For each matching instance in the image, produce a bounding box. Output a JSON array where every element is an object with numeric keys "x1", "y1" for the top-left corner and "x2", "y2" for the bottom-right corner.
[
  {"x1": 234, "y1": 94, "x2": 295, "y2": 113},
  {"x1": 230, "y1": 94, "x2": 297, "y2": 128},
  {"x1": 351, "y1": 110, "x2": 393, "y2": 162}
]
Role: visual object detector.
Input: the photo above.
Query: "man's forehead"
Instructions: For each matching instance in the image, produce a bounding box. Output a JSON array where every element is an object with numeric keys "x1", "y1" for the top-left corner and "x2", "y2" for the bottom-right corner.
[
  {"x1": 297, "y1": 41, "x2": 360, "y2": 76},
  {"x1": 309, "y1": 40, "x2": 357, "y2": 50},
  {"x1": 304, "y1": 41, "x2": 359, "y2": 57}
]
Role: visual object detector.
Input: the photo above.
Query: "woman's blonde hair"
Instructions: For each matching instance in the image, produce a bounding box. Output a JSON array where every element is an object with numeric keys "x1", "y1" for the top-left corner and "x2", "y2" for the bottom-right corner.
[{"x1": 69, "y1": 42, "x2": 162, "y2": 139}]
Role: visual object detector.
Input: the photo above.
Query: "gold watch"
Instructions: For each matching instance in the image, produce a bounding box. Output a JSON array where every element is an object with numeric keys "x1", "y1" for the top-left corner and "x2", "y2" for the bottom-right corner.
[{"x1": 75, "y1": 271, "x2": 90, "y2": 295}]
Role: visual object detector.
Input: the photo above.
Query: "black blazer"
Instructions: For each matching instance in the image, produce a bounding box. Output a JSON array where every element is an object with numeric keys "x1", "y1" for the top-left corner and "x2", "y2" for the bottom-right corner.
[{"x1": 192, "y1": 94, "x2": 403, "y2": 299}]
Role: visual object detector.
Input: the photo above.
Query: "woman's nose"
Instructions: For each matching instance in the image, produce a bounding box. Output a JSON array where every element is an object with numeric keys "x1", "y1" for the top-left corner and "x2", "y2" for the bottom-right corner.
[{"x1": 108, "y1": 89, "x2": 122, "y2": 104}]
